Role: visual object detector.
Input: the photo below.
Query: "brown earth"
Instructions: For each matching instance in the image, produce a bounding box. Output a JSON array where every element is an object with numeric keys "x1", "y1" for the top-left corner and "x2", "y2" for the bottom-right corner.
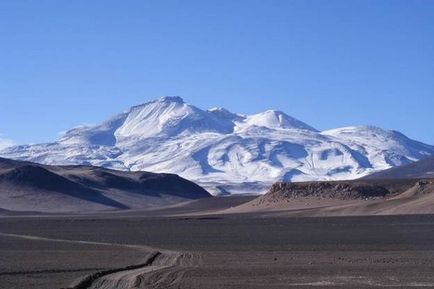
[
  {"x1": 0, "y1": 157, "x2": 211, "y2": 213},
  {"x1": 0, "y1": 196, "x2": 434, "y2": 289},
  {"x1": 223, "y1": 179, "x2": 434, "y2": 217},
  {"x1": 1, "y1": 211, "x2": 434, "y2": 289}
]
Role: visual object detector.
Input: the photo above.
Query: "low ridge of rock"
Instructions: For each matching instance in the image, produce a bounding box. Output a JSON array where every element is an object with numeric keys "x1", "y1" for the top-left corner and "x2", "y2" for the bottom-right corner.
[{"x1": 257, "y1": 181, "x2": 390, "y2": 205}]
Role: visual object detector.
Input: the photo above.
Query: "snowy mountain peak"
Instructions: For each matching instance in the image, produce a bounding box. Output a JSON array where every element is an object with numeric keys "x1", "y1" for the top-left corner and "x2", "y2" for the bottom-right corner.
[
  {"x1": 156, "y1": 96, "x2": 185, "y2": 103},
  {"x1": 115, "y1": 96, "x2": 234, "y2": 141},
  {"x1": 322, "y1": 125, "x2": 411, "y2": 143},
  {"x1": 208, "y1": 107, "x2": 231, "y2": 113},
  {"x1": 208, "y1": 107, "x2": 244, "y2": 122},
  {"x1": 242, "y1": 110, "x2": 317, "y2": 131},
  {"x1": 322, "y1": 125, "x2": 434, "y2": 168},
  {"x1": 324, "y1": 125, "x2": 390, "y2": 135},
  {"x1": 1, "y1": 96, "x2": 434, "y2": 195}
]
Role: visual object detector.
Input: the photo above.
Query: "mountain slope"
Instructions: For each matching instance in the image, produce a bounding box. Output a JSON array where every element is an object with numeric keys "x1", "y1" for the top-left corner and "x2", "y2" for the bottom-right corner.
[
  {"x1": 0, "y1": 157, "x2": 211, "y2": 213},
  {"x1": 1, "y1": 96, "x2": 433, "y2": 195},
  {"x1": 364, "y1": 156, "x2": 434, "y2": 180}
]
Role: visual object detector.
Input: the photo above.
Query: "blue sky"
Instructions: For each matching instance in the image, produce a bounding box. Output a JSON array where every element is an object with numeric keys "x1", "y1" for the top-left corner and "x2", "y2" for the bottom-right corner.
[{"x1": 0, "y1": 0, "x2": 433, "y2": 145}]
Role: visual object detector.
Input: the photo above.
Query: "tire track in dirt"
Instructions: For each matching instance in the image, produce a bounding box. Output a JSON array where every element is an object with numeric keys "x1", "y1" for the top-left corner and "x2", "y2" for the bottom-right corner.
[
  {"x1": 0, "y1": 232, "x2": 199, "y2": 289},
  {"x1": 0, "y1": 268, "x2": 103, "y2": 276},
  {"x1": 85, "y1": 251, "x2": 202, "y2": 289}
]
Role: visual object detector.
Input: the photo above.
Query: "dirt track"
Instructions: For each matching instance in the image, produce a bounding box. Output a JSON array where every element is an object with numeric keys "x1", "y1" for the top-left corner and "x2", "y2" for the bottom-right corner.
[{"x1": 0, "y1": 232, "x2": 200, "y2": 289}]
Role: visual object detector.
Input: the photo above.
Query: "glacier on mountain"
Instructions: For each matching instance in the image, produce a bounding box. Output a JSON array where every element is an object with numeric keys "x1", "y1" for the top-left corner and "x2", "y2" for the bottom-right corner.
[{"x1": 1, "y1": 96, "x2": 433, "y2": 195}]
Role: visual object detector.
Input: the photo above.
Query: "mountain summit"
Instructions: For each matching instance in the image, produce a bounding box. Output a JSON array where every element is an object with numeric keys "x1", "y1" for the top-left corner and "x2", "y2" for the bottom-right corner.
[
  {"x1": 1, "y1": 96, "x2": 434, "y2": 195},
  {"x1": 240, "y1": 110, "x2": 317, "y2": 131}
]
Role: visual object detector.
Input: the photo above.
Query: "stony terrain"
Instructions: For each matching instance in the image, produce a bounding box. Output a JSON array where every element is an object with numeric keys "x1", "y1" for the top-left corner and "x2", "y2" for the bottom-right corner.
[
  {"x1": 258, "y1": 181, "x2": 391, "y2": 201},
  {"x1": 229, "y1": 178, "x2": 434, "y2": 216},
  {"x1": 1, "y1": 210, "x2": 434, "y2": 289}
]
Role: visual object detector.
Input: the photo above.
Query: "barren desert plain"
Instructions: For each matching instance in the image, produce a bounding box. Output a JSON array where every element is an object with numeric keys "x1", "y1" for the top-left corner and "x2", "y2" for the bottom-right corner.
[{"x1": 2, "y1": 194, "x2": 434, "y2": 289}]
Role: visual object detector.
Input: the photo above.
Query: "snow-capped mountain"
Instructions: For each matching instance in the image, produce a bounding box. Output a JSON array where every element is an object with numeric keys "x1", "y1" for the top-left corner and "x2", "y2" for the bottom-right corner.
[{"x1": 1, "y1": 96, "x2": 434, "y2": 195}]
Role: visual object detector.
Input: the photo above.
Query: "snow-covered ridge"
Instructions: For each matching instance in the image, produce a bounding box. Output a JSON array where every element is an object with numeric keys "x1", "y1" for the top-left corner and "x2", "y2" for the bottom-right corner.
[
  {"x1": 1, "y1": 96, "x2": 434, "y2": 195},
  {"x1": 240, "y1": 110, "x2": 317, "y2": 132}
]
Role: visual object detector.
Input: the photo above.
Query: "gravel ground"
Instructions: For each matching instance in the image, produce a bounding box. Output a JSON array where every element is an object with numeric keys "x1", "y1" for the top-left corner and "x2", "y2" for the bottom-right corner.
[{"x1": 1, "y1": 213, "x2": 434, "y2": 288}]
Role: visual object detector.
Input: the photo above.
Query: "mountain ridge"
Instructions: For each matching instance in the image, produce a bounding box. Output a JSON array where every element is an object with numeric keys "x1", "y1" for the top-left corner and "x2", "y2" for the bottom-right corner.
[
  {"x1": 0, "y1": 156, "x2": 211, "y2": 213},
  {"x1": 364, "y1": 156, "x2": 434, "y2": 180},
  {"x1": 1, "y1": 96, "x2": 433, "y2": 195}
]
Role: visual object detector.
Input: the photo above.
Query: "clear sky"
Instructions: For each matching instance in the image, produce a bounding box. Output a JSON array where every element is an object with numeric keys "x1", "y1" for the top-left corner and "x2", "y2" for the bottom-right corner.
[{"x1": 0, "y1": 0, "x2": 433, "y2": 146}]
